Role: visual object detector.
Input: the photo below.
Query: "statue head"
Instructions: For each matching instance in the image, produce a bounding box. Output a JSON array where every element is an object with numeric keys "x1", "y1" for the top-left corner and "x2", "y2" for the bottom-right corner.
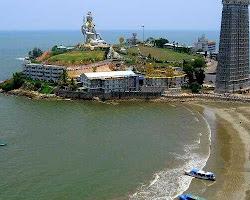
[{"x1": 86, "y1": 12, "x2": 93, "y2": 23}]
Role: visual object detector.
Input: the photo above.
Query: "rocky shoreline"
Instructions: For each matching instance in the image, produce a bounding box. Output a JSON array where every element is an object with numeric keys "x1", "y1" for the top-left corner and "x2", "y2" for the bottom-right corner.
[
  {"x1": 0, "y1": 89, "x2": 62, "y2": 100},
  {"x1": 1, "y1": 88, "x2": 250, "y2": 103}
]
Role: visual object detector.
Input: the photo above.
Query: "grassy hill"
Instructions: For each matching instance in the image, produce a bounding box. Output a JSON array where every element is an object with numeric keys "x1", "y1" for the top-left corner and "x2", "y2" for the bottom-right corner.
[
  {"x1": 45, "y1": 50, "x2": 105, "y2": 66},
  {"x1": 128, "y1": 45, "x2": 198, "y2": 63}
]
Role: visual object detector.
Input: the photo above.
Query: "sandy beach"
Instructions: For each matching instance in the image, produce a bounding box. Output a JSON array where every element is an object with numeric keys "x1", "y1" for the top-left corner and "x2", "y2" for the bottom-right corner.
[{"x1": 185, "y1": 102, "x2": 250, "y2": 200}]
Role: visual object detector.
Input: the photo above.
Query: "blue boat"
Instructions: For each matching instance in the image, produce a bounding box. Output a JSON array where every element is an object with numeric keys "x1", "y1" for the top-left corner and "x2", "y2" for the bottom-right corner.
[
  {"x1": 185, "y1": 168, "x2": 216, "y2": 181},
  {"x1": 179, "y1": 194, "x2": 206, "y2": 200}
]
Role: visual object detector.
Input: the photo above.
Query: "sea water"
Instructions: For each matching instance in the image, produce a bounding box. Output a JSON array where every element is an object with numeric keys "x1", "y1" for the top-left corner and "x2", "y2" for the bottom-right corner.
[{"x1": 0, "y1": 30, "x2": 213, "y2": 200}]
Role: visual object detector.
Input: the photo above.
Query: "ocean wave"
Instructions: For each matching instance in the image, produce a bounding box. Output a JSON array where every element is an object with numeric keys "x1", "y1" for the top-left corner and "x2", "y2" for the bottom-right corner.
[
  {"x1": 130, "y1": 152, "x2": 208, "y2": 200},
  {"x1": 130, "y1": 111, "x2": 212, "y2": 200},
  {"x1": 16, "y1": 57, "x2": 25, "y2": 61}
]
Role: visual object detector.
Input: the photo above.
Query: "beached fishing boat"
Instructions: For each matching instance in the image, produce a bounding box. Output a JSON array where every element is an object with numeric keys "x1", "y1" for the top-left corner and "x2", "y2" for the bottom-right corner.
[
  {"x1": 185, "y1": 168, "x2": 216, "y2": 181},
  {"x1": 179, "y1": 194, "x2": 206, "y2": 200}
]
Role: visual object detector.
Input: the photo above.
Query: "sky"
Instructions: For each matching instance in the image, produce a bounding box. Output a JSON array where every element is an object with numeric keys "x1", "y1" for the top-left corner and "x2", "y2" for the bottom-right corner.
[{"x1": 0, "y1": 0, "x2": 223, "y2": 31}]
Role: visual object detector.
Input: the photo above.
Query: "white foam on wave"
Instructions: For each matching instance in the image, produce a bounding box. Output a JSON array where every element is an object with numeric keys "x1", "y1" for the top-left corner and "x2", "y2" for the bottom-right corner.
[
  {"x1": 130, "y1": 148, "x2": 208, "y2": 200},
  {"x1": 149, "y1": 174, "x2": 160, "y2": 188},
  {"x1": 16, "y1": 57, "x2": 25, "y2": 61},
  {"x1": 130, "y1": 108, "x2": 212, "y2": 200}
]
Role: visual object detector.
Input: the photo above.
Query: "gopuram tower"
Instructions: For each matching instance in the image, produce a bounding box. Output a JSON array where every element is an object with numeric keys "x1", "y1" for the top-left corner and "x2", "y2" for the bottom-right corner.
[{"x1": 215, "y1": 0, "x2": 250, "y2": 93}]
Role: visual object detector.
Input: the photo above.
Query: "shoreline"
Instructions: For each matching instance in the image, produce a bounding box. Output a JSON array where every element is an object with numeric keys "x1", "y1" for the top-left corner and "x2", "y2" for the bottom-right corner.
[
  {"x1": 0, "y1": 89, "x2": 63, "y2": 101},
  {"x1": 1, "y1": 88, "x2": 250, "y2": 104},
  {"x1": 186, "y1": 103, "x2": 250, "y2": 200}
]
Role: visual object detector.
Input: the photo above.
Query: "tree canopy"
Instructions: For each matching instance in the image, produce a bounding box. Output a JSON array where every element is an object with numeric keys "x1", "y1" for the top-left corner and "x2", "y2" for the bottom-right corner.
[
  {"x1": 183, "y1": 58, "x2": 206, "y2": 93},
  {"x1": 28, "y1": 48, "x2": 43, "y2": 59},
  {"x1": 0, "y1": 72, "x2": 25, "y2": 92},
  {"x1": 153, "y1": 38, "x2": 169, "y2": 48}
]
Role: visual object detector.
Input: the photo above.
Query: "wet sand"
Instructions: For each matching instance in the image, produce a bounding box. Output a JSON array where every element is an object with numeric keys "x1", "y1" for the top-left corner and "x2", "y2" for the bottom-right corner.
[{"x1": 186, "y1": 103, "x2": 250, "y2": 200}]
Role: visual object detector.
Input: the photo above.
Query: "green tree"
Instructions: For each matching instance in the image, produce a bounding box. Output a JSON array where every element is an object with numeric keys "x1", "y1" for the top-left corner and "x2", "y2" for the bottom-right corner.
[
  {"x1": 145, "y1": 37, "x2": 155, "y2": 43},
  {"x1": 34, "y1": 81, "x2": 42, "y2": 90},
  {"x1": 195, "y1": 69, "x2": 206, "y2": 85},
  {"x1": 183, "y1": 58, "x2": 206, "y2": 86},
  {"x1": 59, "y1": 70, "x2": 69, "y2": 86},
  {"x1": 193, "y1": 58, "x2": 206, "y2": 85},
  {"x1": 190, "y1": 82, "x2": 202, "y2": 93},
  {"x1": 28, "y1": 48, "x2": 43, "y2": 59},
  {"x1": 193, "y1": 58, "x2": 206, "y2": 69},
  {"x1": 153, "y1": 38, "x2": 169, "y2": 48},
  {"x1": 13, "y1": 72, "x2": 25, "y2": 89},
  {"x1": 183, "y1": 60, "x2": 194, "y2": 84},
  {"x1": 0, "y1": 80, "x2": 14, "y2": 92},
  {"x1": 0, "y1": 72, "x2": 25, "y2": 92}
]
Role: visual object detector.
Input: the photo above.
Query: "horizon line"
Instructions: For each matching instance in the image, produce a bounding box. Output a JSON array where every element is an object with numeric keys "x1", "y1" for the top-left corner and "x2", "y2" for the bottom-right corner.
[{"x1": 0, "y1": 28, "x2": 220, "y2": 32}]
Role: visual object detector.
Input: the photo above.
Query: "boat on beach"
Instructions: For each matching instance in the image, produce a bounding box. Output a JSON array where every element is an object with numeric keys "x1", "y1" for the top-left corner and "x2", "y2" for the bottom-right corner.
[
  {"x1": 179, "y1": 194, "x2": 206, "y2": 200},
  {"x1": 185, "y1": 168, "x2": 216, "y2": 181}
]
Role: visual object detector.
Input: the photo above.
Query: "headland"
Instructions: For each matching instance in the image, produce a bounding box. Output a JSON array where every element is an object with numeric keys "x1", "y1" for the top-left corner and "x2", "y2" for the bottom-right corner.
[{"x1": 1, "y1": 12, "x2": 249, "y2": 102}]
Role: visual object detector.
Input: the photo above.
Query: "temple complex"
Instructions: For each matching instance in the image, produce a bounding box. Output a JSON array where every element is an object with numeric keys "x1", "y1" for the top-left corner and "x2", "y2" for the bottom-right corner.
[{"x1": 216, "y1": 0, "x2": 250, "y2": 93}]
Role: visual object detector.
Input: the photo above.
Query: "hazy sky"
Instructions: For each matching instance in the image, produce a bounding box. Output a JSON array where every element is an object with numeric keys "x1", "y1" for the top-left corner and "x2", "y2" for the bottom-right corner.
[{"x1": 0, "y1": 0, "x2": 223, "y2": 30}]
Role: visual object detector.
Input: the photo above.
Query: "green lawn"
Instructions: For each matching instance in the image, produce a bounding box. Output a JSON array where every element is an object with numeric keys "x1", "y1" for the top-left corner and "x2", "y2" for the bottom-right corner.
[
  {"x1": 138, "y1": 45, "x2": 198, "y2": 62},
  {"x1": 46, "y1": 50, "x2": 105, "y2": 65}
]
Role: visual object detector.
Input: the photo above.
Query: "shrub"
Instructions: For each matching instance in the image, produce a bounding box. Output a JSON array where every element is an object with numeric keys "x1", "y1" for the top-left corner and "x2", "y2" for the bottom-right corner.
[
  {"x1": 13, "y1": 72, "x2": 25, "y2": 89},
  {"x1": 0, "y1": 73, "x2": 25, "y2": 92},
  {"x1": 40, "y1": 84, "x2": 54, "y2": 94},
  {"x1": 153, "y1": 38, "x2": 169, "y2": 48},
  {"x1": 190, "y1": 82, "x2": 201, "y2": 93},
  {"x1": 0, "y1": 80, "x2": 14, "y2": 92},
  {"x1": 34, "y1": 81, "x2": 42, "y2": 90}
]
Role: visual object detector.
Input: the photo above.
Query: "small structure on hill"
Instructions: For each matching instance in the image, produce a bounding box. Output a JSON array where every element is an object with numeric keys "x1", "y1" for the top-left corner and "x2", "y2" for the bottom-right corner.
[{"x1": 81, "y1": 12, "x2": 109, "y2": 48}]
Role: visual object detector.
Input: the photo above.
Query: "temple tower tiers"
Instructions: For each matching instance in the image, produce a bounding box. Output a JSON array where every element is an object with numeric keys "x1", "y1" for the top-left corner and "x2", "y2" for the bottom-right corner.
[{"x1": 216, "y1": 0, "x2": 250, "y2": 93}]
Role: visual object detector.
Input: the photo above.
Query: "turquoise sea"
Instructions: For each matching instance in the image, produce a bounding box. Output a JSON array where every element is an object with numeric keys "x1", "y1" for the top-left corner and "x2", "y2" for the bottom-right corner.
[{"x1": 0, "y1": 30, "x2": 216, "y2": 200}]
